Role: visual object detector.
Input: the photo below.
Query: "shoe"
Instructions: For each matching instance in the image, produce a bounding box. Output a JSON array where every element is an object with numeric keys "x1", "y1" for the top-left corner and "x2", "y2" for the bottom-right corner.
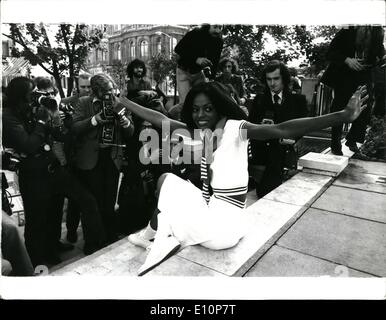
[
  {"x1": 55, "y1": 241, "x2": 74, "y2": 252},
  {"x1": 66, "y1": 230, "x2": 78, "y2": 243},
  {"x1": 331, "y1": 138, "x2": 343, "y2": 155},
  {"x1": 137, "y1": 235, "x2": 181, "y2": 276},
  {"x1": 331, "y1": 143, "x2": 343, "y2": 155},
  {"x1": 331, "y1": 148, "x2": 343, "y2": 156},
  {"x1": 128, "y1": 226, "x2": 156, "y2": 250},
  {"x1": 345, "y1": 140, "x2": 359, "y2": 153}
]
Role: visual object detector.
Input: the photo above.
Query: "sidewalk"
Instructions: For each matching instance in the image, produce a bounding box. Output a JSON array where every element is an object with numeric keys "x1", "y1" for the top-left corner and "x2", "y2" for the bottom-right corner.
[{"x1": 245, "y1": 157, "x2": 386, "y2": 277}]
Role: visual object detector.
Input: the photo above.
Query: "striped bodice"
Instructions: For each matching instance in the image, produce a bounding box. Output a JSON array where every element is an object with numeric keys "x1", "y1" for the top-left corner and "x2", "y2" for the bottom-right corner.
[{"x1": 200, "y1": 119, "x2": 249, "y2": 209}]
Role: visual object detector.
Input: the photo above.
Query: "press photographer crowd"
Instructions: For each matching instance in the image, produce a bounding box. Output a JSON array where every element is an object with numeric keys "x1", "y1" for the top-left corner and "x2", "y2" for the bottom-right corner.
[{"x1": 1, "y1": 24, "x2": 385, "y2": 276}]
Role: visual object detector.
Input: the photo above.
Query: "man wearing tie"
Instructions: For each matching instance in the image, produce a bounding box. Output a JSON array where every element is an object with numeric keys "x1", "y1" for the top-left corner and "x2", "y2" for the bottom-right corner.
[{"x1": 248, "y1": 60, "x2": 308, "y2": 197}]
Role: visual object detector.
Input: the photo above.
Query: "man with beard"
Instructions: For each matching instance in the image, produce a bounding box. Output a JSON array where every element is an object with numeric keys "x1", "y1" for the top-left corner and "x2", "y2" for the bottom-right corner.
[{"x1": 125, "y1": 59, "x2": 166, "y2": 115}]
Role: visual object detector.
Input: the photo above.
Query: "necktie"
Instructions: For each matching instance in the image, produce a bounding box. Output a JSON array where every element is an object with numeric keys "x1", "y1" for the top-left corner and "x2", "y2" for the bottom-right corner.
[{"x1": 273, "y1": 94, "x2": 280, "y2": 105}]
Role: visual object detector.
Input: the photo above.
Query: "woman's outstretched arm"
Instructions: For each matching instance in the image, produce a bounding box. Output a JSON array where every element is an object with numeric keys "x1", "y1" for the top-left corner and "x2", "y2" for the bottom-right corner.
[
  {"x1": 244, "y1": 87, "x2": 367, "y2": 141},
  {"x1": 118, "y1": 96, "x2": 188, "y2": 132}
]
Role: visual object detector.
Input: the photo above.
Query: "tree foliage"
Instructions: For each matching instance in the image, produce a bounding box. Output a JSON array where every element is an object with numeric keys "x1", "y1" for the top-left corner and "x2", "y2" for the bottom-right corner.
[
  {"x1": 148, "y1": 50, "x2": 178, "y2": 88},
  {"x1": 106, "y1": 59, "x2": 126, "y2": 91},
  {"x1": 222, "y1": 24, "x2": 339, "y2": 81},
  {"x1": 3, "y1": 23, "x2": 105, "y2": 97}
]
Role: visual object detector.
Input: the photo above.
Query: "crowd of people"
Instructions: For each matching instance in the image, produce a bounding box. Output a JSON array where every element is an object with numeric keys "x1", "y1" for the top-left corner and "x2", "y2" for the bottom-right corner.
[{"x1": 1, "y1": 24, "x2": 384, "y2": 276}]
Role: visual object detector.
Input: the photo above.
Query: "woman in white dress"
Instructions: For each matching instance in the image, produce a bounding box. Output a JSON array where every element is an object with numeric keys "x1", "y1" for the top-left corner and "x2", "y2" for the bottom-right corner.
[{"x1": 120, "y1": 81, "x2": 365, "y2": 276}]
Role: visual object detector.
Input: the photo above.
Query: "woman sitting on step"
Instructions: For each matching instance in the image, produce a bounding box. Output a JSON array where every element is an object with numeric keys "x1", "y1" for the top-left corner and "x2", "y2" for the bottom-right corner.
[{"x1": 120, "y1": 81, "x2": 365, "y2": 276}]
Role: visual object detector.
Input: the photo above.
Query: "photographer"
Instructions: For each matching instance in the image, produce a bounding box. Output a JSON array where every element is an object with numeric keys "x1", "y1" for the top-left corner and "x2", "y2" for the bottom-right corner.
[
  {"x1": 168, "y1": 24, "x2": 223, "y2": 120},
  {"x1": 2, "y1": 77, "x2": 106, "y2": 266},
  {"x1": 71, "y1": 73, "x2": 134, "y2": 243}
]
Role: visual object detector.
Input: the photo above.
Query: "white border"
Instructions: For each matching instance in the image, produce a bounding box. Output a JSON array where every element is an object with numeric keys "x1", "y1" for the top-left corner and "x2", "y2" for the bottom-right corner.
[{"x1": 1, "y1": 0, "x2": 385, "y2": 25}]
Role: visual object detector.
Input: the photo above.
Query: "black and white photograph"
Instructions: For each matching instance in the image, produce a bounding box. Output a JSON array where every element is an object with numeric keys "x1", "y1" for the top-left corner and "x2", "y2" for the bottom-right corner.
[{"x1": 1, "y1": 0, "x2": 385, "y2": 305}]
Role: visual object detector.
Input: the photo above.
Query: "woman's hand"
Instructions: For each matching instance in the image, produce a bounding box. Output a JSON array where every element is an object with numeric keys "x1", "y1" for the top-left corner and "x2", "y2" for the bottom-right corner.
[
  {"x1": 196, "y1": 57, "x2": 213, "y2": 68},
  {"x1": 341, "y1": 85, "x2": 368, "y2": 122},
  {"x1": 119, "y1": 114, "x2": 131, "y2": 128}
]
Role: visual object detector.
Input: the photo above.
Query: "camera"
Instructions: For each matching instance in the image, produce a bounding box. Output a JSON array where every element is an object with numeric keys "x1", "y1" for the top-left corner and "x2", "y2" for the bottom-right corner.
[
  {"x1": 31, "y1": 91, "x2": 58, "y2": 112},
  {"x1": 99, "y1": 93, "x2": 126, "y2": 145},
  {"x1": 59, "y1": 103, "x2": 74, "y2": 115},
  {"x1": 100, "y1": 93, "x2": 115, "y2": 144},
  {"x1": 202, "y1": 66, "x2": 212, "y2": 78}
]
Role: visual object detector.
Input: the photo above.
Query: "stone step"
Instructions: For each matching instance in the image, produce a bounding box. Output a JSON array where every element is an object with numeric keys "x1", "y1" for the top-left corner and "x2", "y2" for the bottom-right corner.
[{"x1": 299, "y1": 152, "x2": 348, "y2": 174}]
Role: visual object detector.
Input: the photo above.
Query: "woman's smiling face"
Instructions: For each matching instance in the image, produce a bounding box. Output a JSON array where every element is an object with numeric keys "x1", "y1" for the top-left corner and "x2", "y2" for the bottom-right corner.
[{"x1": 191, "y1": 93, "x2": 220, "y2": 130}]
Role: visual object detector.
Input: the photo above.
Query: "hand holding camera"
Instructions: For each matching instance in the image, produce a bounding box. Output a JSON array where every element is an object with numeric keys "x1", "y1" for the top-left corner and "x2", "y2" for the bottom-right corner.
[
  {"x1": 196, "y1": 57, "x2": 213, "y2": 68},
  {"x1": 94, "y1": 110, "x2": 112, "y2": 126},
  {"x1": 34, "y1": 106, "x2": 51, "y2": 124}
]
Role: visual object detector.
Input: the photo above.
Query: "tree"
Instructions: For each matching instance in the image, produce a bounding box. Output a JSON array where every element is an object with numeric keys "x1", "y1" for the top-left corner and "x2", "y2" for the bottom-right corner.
[
  {"x1": 149, "y1": 50, "x2": 178, "y2": 103},
  {"x1": 106, "y1": 59, "x2": 126, "y2": 91},
  {"x1": 221, "y1": 25, "x2": 339, "y2": 80},
  {"x1": 3, "y1": 23, "x2": 105, "y2": 97},
  {"x1": 149, "y1": 50, "x2": 177, "y2": 87}
]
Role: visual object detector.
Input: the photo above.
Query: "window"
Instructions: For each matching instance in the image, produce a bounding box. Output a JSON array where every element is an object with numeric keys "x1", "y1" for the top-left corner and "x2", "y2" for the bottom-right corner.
[
  {"x1": 117, "y1": 43, "x2": 121, "y2": 60},
  {"x1": 140, "y1": 40, "x2": 149, "y2": 58},
  {"x1": 129, "y1": 41, "x2": 135, "y2": 58},
  {"x1": 170, "y1": 37, "x2": 177, "y2": 52},
  {"x1": 156, "y1": 37, "x2": 162, "y2": 54}
]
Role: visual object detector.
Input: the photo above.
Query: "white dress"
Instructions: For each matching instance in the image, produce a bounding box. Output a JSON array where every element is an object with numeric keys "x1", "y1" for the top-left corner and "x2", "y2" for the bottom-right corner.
[{"x1": 157, "y1": 120, "x2": 250, "y2": 250}]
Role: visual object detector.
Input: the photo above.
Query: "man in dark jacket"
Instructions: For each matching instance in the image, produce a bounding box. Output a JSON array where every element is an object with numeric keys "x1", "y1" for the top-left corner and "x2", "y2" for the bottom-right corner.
[
  {"x1": 321, "y1": 26, "x2": 385, "y2": 155},
  {"x1": 248, "y1": 60, "x2": 308, "y2": 197},
  {"x1": 2, "y1": 77, "x2": 106, "y2": 266},
  {"x1": 169, "y1": 24, "x2": 223, "y2": 120}
]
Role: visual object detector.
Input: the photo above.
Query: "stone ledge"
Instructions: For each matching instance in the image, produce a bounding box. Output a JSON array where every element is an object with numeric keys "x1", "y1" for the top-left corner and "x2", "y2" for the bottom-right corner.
[
  {"x1": 176, "y1": 199, "x2": 306, "y2": 277},
  {"x1": 263, "y1": 172, "x2": 333, "y2": 207}
]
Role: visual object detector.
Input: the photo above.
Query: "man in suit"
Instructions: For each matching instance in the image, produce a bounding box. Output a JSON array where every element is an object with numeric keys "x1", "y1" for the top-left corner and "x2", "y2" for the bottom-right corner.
[
  {"x1": 248, "y1": 60, "x2": 308, "y2": 197},
  {"x1": 321, "y1": 26, "x2": 385, "y2": 155},
  {"x1": 60, "y1": 73, "x2": 92, "y2": 244},
  {"x1": 72, "y1": 73, "x2": 134, "y2": 243}
]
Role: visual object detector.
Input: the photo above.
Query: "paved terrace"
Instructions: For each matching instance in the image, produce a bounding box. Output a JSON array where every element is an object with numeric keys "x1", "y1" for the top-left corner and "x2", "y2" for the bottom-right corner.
[{"x1": 51, "y1": 143, "x2": 386, "y2": 277}]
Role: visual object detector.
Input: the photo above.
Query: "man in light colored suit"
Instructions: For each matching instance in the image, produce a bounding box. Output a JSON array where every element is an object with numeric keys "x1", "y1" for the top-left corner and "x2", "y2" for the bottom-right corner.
[{"x1": 72, "y1": 73, "x2": 134, "y2": 243}]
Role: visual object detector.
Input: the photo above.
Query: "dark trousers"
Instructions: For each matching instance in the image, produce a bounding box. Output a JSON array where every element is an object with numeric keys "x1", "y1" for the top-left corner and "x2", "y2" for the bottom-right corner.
[
  {"x1": 65, "y1": 166, "x2": 82, "y2": 236},
  {"x1": 77, "y1": 149, "x2": 120, "y2": 243},
  {"x1": 65, "y1": 199, "x2": 81, "y2": 235},
  {"x1": 330, "y1": 81, "x2": 372, "y2": 146},
  {"x1": 251, "y1": 141, "x2": 284, "y2": 198},
  {"x1": 19, "y1": 164, "x2": 105, "y2": 267}
]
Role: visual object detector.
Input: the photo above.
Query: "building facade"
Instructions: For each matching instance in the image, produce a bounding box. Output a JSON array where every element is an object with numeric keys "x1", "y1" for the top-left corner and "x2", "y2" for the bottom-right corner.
[{"x1": 86, "y1": 24, "x2": 189, "y2": 92}]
